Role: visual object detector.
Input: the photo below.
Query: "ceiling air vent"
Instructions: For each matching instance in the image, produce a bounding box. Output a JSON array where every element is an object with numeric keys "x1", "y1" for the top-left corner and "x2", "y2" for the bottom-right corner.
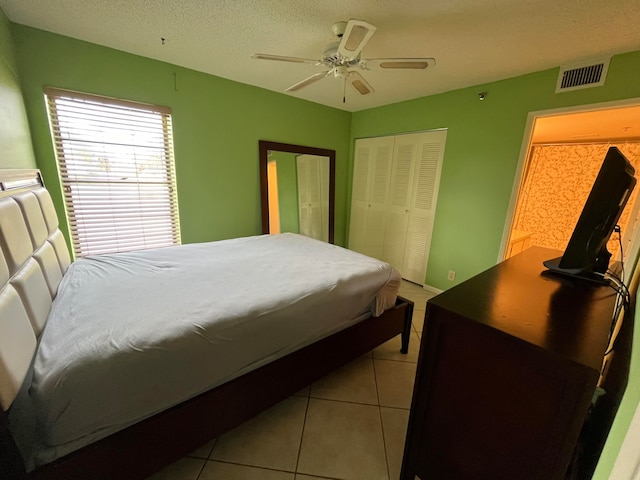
[{"x1": 555, "y1": 58, "x2": 610, "y2": 93}]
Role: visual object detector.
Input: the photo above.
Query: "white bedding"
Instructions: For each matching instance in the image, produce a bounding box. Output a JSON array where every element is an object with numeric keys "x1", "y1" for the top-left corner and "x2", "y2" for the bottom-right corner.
[{"x1": 20, "y1": 233, "x2": 400, "y2": 466}]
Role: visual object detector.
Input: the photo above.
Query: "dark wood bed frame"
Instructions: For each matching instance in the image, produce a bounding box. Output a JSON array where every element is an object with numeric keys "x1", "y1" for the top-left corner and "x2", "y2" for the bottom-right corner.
[
  {"x1": 2, "y1": 297, "x2": 413, "y2": 480},
  {"x1": 0, "y1": 169, "x2": 414, "y2": 479}
]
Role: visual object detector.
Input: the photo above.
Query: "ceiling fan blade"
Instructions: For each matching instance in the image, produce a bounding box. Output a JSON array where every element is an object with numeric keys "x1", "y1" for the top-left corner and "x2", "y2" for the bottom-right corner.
[
  {"x1": 252, "y1": 53, "x2": 319, "y2": 65},
  {"x1": 337, "y1": 20, "x2": 376, "y2": 59},
  {"x1": 364, "y1": 58, "x2": 436, "y2": 70},
  {"x1": 348, "y1": 71, "x2": 374, "y2": 95},
  {"x1": 285, "y1": 71, "x2": 331, "y2": 92}
]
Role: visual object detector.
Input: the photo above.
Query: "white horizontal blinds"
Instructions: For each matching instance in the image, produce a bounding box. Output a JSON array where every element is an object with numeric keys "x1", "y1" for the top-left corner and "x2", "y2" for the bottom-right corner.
[{"x1": 45, "y1": 87, "x2": 180, "y2": 257}]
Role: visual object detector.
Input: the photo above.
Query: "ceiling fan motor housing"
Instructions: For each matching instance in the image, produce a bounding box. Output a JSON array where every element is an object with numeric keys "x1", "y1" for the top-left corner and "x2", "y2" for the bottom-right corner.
[
  {"x1": 331, "y1": 21, "x2": 347, "y2": 37},
  {"x1": 322, "y1": 42, "x2": 361, "y2": 68},
  {"x1": 334, "y1": 65, "x2": 349, "y2": 78},
  {"x1": 322, "y1": 41, "x2": 341, "y2": 66}
]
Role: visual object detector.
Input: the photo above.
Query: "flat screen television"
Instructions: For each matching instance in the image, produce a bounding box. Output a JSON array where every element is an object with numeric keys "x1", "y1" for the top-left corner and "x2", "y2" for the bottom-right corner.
[{"x1": 543, "y1": 146, "x2": 636, "y2": 283}]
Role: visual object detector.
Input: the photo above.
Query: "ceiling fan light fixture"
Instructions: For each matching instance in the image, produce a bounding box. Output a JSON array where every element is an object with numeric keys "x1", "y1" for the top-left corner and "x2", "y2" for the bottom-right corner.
[
  {"x1": 253, "y1": 20, "x2": 435, "y2": 102},
  {"x1": 334, "y1": 65, "x2": 349, "y2": 79}
]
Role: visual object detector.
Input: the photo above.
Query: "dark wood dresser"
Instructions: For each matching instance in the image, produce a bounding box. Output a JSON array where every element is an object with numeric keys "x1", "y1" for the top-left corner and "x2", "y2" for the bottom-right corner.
[{"x1": 401, "y1": 247, "x2": 618, "y2": 480}]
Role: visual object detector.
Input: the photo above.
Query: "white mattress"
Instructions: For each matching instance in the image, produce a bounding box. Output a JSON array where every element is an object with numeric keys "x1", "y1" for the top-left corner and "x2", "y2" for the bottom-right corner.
[{"x1": 17, "y1": 233, "x2": 400, "y2": 466}]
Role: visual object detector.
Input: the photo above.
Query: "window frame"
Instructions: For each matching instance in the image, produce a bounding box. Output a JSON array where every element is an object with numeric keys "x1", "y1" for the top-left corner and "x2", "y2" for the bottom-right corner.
[{"x1": 44, "y1": 87, "x2": 181, "y2": 257}]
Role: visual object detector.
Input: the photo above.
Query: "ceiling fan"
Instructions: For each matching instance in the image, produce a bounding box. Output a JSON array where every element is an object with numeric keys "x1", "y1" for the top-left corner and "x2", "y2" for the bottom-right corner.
[{"x1": 252, "y1": 19, "x2": 435, "y2": 102}]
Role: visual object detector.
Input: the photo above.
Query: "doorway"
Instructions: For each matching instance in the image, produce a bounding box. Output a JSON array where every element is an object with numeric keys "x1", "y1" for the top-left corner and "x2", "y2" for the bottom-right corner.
[{"x1": 502, "y1": 101, "x2": 640, "y2": 267}]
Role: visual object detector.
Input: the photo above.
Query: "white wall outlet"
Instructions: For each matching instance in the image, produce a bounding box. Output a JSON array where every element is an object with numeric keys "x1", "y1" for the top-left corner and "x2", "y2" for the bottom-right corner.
[{"x1": 447, "y1": 270, "x2": 456, "y2": 282}]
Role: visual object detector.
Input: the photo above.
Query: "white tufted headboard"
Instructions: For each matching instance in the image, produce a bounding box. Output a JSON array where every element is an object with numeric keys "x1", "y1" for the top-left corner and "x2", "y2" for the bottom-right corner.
[{"x1": 0, "y1": 169, "x2": 70, "y2": 412}]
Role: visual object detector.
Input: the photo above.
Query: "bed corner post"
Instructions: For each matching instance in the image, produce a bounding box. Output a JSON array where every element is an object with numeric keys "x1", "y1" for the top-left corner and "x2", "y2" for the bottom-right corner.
[{"x1": 398, "y1": 296, "x2": 414, "y2": 354}]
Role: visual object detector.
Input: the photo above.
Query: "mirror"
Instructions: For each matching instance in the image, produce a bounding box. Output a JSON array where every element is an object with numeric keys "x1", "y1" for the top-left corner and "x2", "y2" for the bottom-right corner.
[{"x1": 259, "y1": 140, "x2": 335, "y2": 243}]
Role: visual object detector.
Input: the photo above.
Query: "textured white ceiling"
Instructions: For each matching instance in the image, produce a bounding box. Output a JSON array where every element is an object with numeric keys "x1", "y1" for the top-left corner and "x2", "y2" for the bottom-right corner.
[{"x1": 2, "y1": 0, "x2": 640, "y2": 112}]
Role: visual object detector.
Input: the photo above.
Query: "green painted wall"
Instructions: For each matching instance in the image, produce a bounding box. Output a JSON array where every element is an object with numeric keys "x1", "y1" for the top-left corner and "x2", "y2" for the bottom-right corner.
[
  {"x1": 351, "y1": 50, "x2": 640, "y2": 292},
  {"x1": 351, "y1": 50, "x2": 640, "y2": 480},
  {"x1": 9, "y1": 24, "x2": 352, "y2": 247},
  {"x1": 0, "y1": 10, "x2": 35, "y2": 168}
]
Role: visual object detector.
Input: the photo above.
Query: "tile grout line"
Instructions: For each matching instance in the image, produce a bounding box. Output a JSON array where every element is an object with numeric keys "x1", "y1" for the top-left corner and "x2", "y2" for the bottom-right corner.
[
  {"x1": 293, "y1": 394, "x2": 311, "y2": 476},
  {"x1": 194, "y1": 456, "x2": 208, "y2": 480},
  {"x1": 306, "y1": 395, "x2": 381, "y2": 408},
  {"x1": 200, "y1": 458, "x2": 298, "y2": 475},
  {"x1": 372, "y1": 352, "x2": 381, "y2": 407},
  {"x1": 192, "y1": 438, "x2": 217, "y2": 479},
  {"x1": 374, "y1": 357, "x2": 418, "y2": 366},
  {"x1": 373, "y1": 353, "x2": 392, "y2": 480},
  {"x1": 378, "y1": 407, "x2": 393, "y2": 480}
]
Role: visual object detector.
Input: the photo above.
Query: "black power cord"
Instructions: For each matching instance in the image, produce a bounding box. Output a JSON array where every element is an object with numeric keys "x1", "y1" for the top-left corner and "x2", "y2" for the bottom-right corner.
[{"x1": 600, "y1": 225, "x2": 630, "y2": 355}]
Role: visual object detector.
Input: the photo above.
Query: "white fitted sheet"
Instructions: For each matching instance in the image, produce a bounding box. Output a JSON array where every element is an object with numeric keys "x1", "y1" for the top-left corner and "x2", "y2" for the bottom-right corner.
[{"x1": 21, "y1": 233, "x2": 400, "y2": 466}]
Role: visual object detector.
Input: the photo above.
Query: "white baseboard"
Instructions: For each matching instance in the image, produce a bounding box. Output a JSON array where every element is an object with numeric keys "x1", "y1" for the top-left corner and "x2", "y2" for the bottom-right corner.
[{"x1": 423, "y1": 284, "x2": 443, "y2": 295}]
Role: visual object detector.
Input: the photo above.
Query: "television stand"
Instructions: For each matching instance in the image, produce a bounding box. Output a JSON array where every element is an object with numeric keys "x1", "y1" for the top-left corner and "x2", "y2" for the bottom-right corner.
[
  {"x1": 401, "y1": 247, "x2": 618, "y2": 480},
  {"x1": 542, "y1": 256, "x2": 611, "y2": 285}
]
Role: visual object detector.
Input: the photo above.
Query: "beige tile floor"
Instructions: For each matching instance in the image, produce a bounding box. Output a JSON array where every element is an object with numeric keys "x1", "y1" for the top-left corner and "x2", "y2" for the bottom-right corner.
[{"x1": 148, "y1": 280, "x2": 436, "y2": 480}]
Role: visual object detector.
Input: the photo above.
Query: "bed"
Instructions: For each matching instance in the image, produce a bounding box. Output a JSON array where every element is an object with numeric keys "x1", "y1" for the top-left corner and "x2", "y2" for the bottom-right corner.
[{"x1": 0, "y1": 169, "x2": 414, "y2": 479}]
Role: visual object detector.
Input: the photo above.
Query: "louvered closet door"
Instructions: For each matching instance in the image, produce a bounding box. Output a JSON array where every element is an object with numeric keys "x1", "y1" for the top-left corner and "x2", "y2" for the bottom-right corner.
[
  {"x1": 382, "y1": 136, "x2": 418, "y2": 271},
  {"x1": 320, "y1": 159, "x2": 330, "y2": 242},
  {"x1": 402, "y1": 130, "x2": 447, "y2": 284},
  {"x1": 297, "y1": 156, "x2": 311, "y2": 237},
  {"x1": 348, "y1": 143, "x2": 371, "y2": 254},
  {"x1": 297, "y1": 155, "x2": 325, "y2": 241},
  {"x1": 348, "y1": 136, "x2": 395, "y2": 259}
]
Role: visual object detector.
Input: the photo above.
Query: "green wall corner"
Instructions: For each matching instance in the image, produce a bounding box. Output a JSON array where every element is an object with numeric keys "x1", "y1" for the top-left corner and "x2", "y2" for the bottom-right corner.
[{"x1": 0, "y1": 9, "x2": 36, "y2": 169}]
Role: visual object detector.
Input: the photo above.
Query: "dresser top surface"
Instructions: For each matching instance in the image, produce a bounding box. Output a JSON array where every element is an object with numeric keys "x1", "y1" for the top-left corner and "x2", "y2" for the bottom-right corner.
[{"x1": 429, "y1": 247, "x2": 618, "y2": 370}]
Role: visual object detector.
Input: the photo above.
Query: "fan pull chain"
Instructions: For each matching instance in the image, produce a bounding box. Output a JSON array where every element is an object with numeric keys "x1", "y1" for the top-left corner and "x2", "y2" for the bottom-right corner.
[{"x1": 343, "y1": 77, "x2": 347, "y2": 104}]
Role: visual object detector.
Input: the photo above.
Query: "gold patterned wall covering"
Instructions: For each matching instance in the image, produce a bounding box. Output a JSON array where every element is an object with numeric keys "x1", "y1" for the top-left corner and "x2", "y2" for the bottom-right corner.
[{"x1": 511, "y1": 143, "x2": 640, "y2": 259}]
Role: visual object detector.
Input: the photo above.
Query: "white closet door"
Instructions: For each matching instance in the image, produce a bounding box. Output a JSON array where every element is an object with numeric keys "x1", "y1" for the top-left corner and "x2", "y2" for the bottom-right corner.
[
  {"x1": 402, "y1": 130, "x2": 447, "y2": 284},
  {"x1": 348, "y1": 144, "x2": 372, "y2": 254},
  {"x1": 297, "y1": 155, "x2": 324, "y2": 241},
  {"x1": 382, "y1": 136, "x2": 418, "y2": 271},
  {"x1": 297, "y1": 156, "x2": 310, "y2": 237},
  {"x1": 349, "y1": 130, "x2": 446, "y2": 283},
  {"x1": 348, "y1": 136, "x2": 394, "y2": 258},
  {"x1": 320, "y1": 159, "x2": 329, "y2": 242}
]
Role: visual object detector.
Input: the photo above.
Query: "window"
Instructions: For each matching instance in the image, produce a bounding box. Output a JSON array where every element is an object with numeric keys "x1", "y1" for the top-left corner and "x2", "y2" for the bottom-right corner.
[{"x1": 45, "y1": 88, "x2": 180, "y2": 257}]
